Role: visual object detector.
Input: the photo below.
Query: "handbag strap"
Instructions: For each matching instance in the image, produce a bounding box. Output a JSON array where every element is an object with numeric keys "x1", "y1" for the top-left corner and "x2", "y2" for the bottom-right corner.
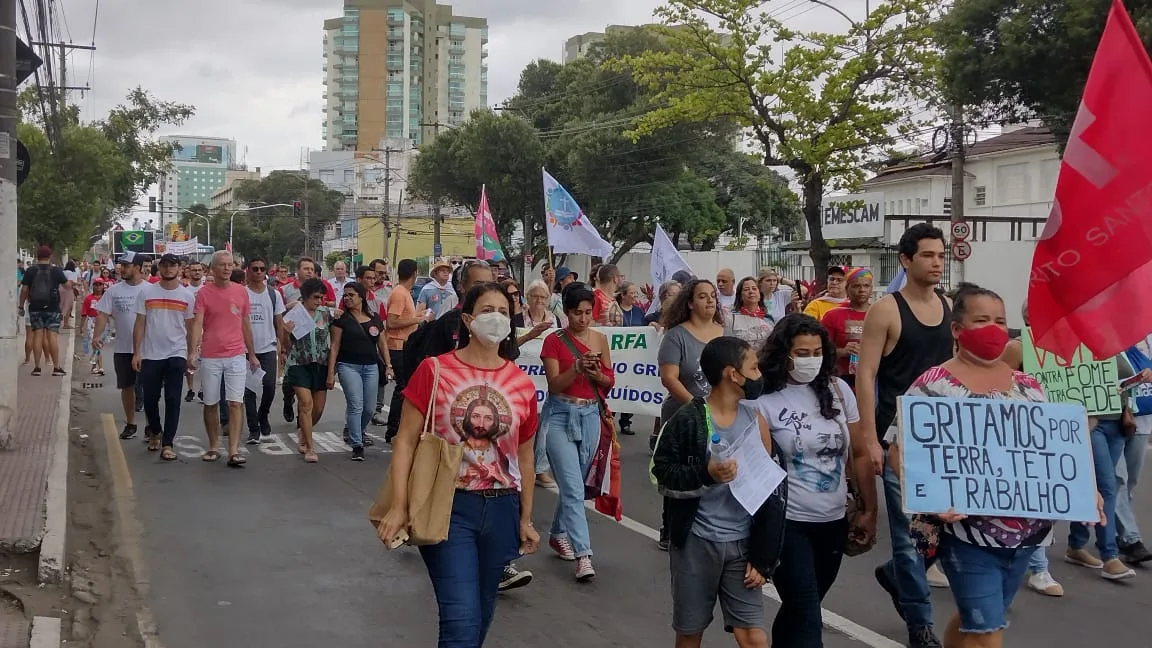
[
  {"x1": 422, "y1": 357, "x2": 440, "y2": 438},
  {"x1": 555, "y1": 330, "x2": 610, "y2": 412}
]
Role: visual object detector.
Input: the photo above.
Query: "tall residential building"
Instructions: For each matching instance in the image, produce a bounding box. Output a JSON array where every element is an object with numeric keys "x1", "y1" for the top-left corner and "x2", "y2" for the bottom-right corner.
[
  {"x1": 563, "y1": 25, "x2": 664, "y2": 63},
  {"x1": 157, "y1": 135, "x2": 238, "y2": 229},
  {"x1": 322, "y1": 0, "x2": 489, "y2": 151}
]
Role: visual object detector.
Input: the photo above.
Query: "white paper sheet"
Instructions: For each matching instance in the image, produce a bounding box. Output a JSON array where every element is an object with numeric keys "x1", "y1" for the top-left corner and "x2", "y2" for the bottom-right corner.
[
  {"x1": 245, "y1": 367, "x2": 266, "y2": 394},
  {"x1": 725, "y1": 426, "x2": 788, "y2": 516},
  {"x1": 284, "y1": 305, "x2": 316, "y2": 340}
]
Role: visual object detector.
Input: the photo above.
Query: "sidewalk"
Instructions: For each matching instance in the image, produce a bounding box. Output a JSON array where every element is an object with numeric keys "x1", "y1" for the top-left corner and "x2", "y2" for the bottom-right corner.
[{"x1": 0, "y1": 331, "x2": 73, "y2": 554}]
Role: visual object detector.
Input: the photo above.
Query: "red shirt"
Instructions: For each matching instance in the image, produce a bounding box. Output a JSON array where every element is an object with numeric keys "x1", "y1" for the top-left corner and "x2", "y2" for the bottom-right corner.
[
  {"x1": 292, "y1": 278, "x2": 336, "y2": 302},
  {"x1": 147, "y1": 275, "x2": 160, "y2": 284},
  {"x1": 81, "y1": 293, "x2": 100, "y2": 318},
  {"x1": 402, "y1": 352, "x2": 539, "y2": 491},
  {"x1": 821, "y1": 306, "x2": 867, "y2": 378},
  {"x1": 540, "y1": 331, "x2": 615, "y2": 400},
  {"x1": 592, "y1": 288, "x2": 612, "y2": 325}
]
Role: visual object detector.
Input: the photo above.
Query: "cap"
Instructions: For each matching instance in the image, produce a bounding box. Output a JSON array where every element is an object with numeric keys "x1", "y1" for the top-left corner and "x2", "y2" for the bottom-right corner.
[
  {"x1": 555, "y1": 266, "x2": 577, "y2": 283},
  {"x1": 118, "y1": 251, "x2": 144, "y2": 266},
  {"x1": 158, "y1": 253, "x2": 181, "y2": 265},
  {"x1": 36, "y1": 245, "x2": 51, "y2": 259},
  {"x1": 431, "y1": 259, "x2": 452, "y2": 273}
]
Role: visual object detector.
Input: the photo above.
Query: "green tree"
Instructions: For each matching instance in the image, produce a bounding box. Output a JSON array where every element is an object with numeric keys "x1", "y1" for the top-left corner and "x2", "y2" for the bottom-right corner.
[
  {"x1": 937, "y1": 0, "x2": 1152, "y2": 147},
  {"x1": 407, "y1": 110, "x2": 546, "y2": 276},
  {"x1": 228, "y1": 171, "x2": 347, "y2": 260},
  {"x1": 619, "y1": 0, "x2": 940, "y2": 285}
]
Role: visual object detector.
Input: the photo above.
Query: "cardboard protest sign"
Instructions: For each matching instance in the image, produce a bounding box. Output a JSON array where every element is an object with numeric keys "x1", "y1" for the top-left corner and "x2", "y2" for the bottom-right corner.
[
  {"x1": 516, "y1": 327, "x2": 666, "y2": 416},
  {"x1": 898, "y1": 395, "x2": 1097, "y2": 522},
  {"x1": 1021, "y1": 327, "x2": 1121, "y2": 416}
]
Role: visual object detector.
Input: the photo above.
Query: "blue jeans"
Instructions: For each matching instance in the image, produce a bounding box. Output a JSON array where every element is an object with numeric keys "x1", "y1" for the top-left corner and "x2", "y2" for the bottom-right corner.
[
  {"x1": 1069, "y1": 420, "x2": 1125, "y2": 560},
  {"x1": 937, "y1": 535, "x2": 1030, "y2": 634},
  {"x1": 336, "y1": 362, "x2": 378, "y2": 448},
  {"x1": 881, "y1": 447, "x2": 933, "y2": 628},
  {"x1": 1027, "y1": 546, "x2": 1049, "y2": 573},
  {"x1": 1115, "y1": 431, "x2": 1148, "y2": 545},
  {"x1": 544, "y1": 397, "x2": 600, "y2": 558},
  {"x1": 419, "y1": 491, "x2": 521, "y2": 648}
]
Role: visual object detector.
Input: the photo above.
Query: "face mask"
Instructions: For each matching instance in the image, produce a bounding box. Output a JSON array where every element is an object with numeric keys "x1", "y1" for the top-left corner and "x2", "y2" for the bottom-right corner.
[
  {"x1": 469, "y1": 312, "x2": 510, "y2": 347},
  {"x1": 956, "y1": 324, "x2": 1009, "y2": 361},
  {"x1": 738, "y1": 373, "x2": 765, "y2": 400},
  {"x1": 789, "y1": 356, "x2": 822, "y2": 384}
]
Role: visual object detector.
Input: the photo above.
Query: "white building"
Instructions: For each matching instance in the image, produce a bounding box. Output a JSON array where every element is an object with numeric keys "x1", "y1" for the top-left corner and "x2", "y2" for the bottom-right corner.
[
  {"x1": 322, "y1": 0, "x2": 488, "y2": 151},
  {"x1": 783, "y1": 126, "x2": 1059, "y2": 328}
]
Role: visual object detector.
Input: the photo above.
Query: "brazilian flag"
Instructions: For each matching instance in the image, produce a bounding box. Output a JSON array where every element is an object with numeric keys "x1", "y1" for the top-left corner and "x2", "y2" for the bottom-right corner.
[{"x1": 115, "y1": 230, "x2": 154, "y2": 254}]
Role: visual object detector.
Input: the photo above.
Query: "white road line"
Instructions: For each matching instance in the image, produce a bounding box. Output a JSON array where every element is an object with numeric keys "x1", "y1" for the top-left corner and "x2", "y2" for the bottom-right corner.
[{"x1": 583, "y1": 505, "x2": 904, "y2": 648}]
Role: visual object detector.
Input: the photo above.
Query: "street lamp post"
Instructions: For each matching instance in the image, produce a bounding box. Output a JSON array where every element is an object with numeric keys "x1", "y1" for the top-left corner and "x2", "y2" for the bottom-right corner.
[
  {"x1": 180, "y1": 209, "x2": 211, "y2": 247},
  {"x1": 229, "y1": 203, "x2": 295, "y2": 250}
]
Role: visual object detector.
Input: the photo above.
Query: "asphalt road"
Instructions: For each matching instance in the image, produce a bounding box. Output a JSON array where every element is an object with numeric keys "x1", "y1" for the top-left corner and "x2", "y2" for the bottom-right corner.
[{"x1": 80, "y1": 378, "x2": 1152, "y2": 648}]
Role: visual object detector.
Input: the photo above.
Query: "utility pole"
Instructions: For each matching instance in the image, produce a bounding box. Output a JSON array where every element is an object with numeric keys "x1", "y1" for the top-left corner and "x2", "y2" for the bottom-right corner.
[
  {"x1": 949, "y1": 104, "x2": 967, "y2": 284},
  {"x1": 374, "y1": 145, "x2": 403, "y2": 262},
  {"x1": 433, "y1": 202, "x2": 442, "y2": 259},
  {"x1": 1, "y1": 0, "x2": 18, "y2": 448},
  {"x1": 392, "y1": 189, "x2": 403, "y2": 264}
]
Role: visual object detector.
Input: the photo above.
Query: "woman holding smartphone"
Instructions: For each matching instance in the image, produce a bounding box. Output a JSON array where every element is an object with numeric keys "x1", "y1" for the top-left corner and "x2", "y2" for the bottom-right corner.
[{"x1": 539, "y1": 283, "x2": 615, "y2": 581}]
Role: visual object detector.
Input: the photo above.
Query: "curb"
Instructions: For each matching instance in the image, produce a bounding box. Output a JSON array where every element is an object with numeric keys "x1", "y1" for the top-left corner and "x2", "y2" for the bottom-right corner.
[
  {"x1": 29, "y1": 616, "x2": 60, "y2": 648},
  {"x1": 38, "y1": 329, "x2": 75, "y2": 584}
]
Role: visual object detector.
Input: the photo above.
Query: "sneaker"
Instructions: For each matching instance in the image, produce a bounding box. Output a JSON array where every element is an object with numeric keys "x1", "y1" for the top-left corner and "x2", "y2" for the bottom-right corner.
[
  {"x1": 497, "y1": 564, "x2": 532, "y2": 591},
  {"x1": 134, "y1": 402, "x2": 144, "y2": 413},
  {"x1": 926, "y1": 563, "x2": 950, "y2": 588},
  {"x1": 874, "y1": 564, "x2": 906, "y2": 621},
  {"x1": 363, "y1": 436, "x2": 375, "y2": 447},
  {"x1": 260, "y1": 420, "x2": 273, "y2": 438},
  {"x1": 575, "y1": 556, "x2": 596, "y2": 582},
  {"x1": 1120, "y1": 540, "x2": 1152, "y2": 564},
  {"x1": 535, "y1": 474, "x2": 559, "y2": 492},
  {"x1": 119, "y1": 423, "x2": 138, "y2": 440},
  {"x1": 246, "y1": 435, "x2": 261, "y2": 445},
  {"x1": 351, "y1": 446, "x2": 365, "y2": 462},
  {"x1": 371, "y1": 412, "x2": 388, "y2": 426},
  {"x1": 1101, "y1": 558, "x2": 1136, "y2": 580},
  {"x1": 908, "y1": 625, "x2": 941, "y2": 648},
  {"x1": 184, "y1": 390, "x2": 195, "y2": 403},
  {"x1": 1065, "y1": 548, "x2": 1103, "y2": 569},
  {"x1": 549, "y1": 535, "x2": 576, "y2": 561},
  {"x1": 1027, "y1": 571, "x2": 1065, "y2": 596}
]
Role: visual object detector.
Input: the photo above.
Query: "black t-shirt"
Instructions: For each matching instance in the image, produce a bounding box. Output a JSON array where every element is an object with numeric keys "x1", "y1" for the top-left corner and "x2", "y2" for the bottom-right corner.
[
  {"x1": 332, "y1": 313, "x2": 385, "y2": 365},
  {"x1": 21, "y1": 264, "x2": 68, "y2": 312}
]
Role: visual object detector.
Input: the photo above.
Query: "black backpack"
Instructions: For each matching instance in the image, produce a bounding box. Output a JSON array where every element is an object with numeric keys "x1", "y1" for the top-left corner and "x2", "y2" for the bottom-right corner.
[{"x1": 28, "y1": 266, "x2": 59, "y2": 311}]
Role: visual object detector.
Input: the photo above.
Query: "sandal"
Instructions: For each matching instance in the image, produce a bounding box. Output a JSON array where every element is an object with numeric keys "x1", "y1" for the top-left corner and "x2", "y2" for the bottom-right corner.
[
  {"x1": 147, "y1": 437, "x2": 161, "y2": 451},
  {"x1": 227, "y1": 453, "x2": 247, "y2": 468},
  {"x1": 160, "y1": 447, "x2": 177, "y2": 461},
  {"x1": 202, "y1": 450, "x2": 221, "y2": 462},
  {"x1": 304, "y1": 451, "x2": 319, "y2": 463}
]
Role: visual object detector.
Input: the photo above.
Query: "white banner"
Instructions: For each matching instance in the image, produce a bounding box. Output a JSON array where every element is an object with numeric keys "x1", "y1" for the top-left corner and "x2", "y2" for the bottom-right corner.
[
  {"x1": 515, "y1": 326, "x2": 667, "y2": 417},
  {"x1": 165, "y1": 237, "x2": 200, "y2": 255}
]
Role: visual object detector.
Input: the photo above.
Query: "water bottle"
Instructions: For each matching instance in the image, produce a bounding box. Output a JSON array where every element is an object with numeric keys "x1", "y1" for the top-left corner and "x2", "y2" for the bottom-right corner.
[
  {"x1": 849, "y1": 353, "x2": 858, "y2": 375},
  {"x1": 710, "y1": 433, "x2": 735, "y2": 460}
]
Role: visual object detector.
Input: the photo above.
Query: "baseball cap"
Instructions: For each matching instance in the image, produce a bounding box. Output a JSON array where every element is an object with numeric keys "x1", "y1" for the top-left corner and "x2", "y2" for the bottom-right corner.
[
  {"x1": 119, "y1": 251, "x2": 144, "y2": 266},
  {"x1": 158, "y1": 253, "x2": 181, "y2": 265},
  {"x1": 555, "y1": 266, "x2": 578, "y2": 283},
  {"x1": 36, "y1": 245, "x2": 51, "y2": 259}
]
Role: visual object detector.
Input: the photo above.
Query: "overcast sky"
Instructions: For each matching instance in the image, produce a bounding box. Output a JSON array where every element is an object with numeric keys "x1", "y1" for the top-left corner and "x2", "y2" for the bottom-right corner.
[{"x1": 49, "y1": 0, "x2": 871, "y2": 174}]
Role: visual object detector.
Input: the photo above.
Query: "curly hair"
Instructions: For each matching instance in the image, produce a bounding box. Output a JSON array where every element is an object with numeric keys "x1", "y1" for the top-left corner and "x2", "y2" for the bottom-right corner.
[
  {"x1": 660, "y1": 279, "x2": 725, "y2": 329},
  {"x1": 757, "y1": 313, "x2": 840, "y2": 420}
]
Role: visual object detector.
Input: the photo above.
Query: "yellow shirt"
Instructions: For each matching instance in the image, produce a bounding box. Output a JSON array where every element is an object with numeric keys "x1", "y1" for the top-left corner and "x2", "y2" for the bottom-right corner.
[{"x1": 803, "y1": 297, "x2": 848, "y2": 321}]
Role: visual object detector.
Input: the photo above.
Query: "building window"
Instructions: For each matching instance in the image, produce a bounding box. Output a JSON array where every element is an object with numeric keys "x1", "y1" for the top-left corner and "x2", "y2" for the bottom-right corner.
[
  {"x1": 974, "y1": 186, "x2": 987, "y2": 206},
  {"x1": 996, "y1": 163, "x2": 1031, "y2": 204}
]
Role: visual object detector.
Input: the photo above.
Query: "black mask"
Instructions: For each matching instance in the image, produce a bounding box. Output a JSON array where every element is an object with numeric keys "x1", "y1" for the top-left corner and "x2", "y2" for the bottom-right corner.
[{"x1": 739, "y1": 373, "x2": 765, "y2": 400}]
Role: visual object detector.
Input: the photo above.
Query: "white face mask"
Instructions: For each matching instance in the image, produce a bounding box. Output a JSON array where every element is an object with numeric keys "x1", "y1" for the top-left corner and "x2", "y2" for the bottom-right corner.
[
  {"x1": 789, "y1": 356, "x2": 822, "y2": 384},
  {"x1": 469, "y1": 312, "x2": 510, "y2": 347}
]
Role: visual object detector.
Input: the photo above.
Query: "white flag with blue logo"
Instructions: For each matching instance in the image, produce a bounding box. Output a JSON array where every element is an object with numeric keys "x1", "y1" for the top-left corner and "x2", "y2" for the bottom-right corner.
[
  {"x1": 543, "y1": 168, "x2": 614, "y2": 259},
  {"x1": 647, "y1": 224, "x2": 692, "y2": 314}
]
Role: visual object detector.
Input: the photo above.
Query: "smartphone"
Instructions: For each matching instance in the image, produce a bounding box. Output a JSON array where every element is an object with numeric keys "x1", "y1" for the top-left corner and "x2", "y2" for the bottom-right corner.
[
  {"x1": 386, "y1": 529, "x2": 409, "y2": 550},
  {"x1": 1120, "y1": 374, "x2": 1144, "y2": 391}
]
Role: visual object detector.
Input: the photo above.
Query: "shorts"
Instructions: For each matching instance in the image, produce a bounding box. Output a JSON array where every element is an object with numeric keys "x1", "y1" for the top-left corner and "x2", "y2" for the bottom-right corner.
[
  {"x1": 937, "y1": 533, "x2": 1032, "y2": 634},
  {"x1": 669, "y1": 533, "x2": 764, "y2": 635},
  {"x1": 113, "y1": 353, "x2": 138, "y2": 389},
  {"x1": 285, "y1": 363, "x2": 329, "y2": 393},
  {"x1": 28, "y1": 310, "x2": 62, "y2": 333},
  {"x1": 200, "y1": 355, "x2": 247, "y2": 405}
]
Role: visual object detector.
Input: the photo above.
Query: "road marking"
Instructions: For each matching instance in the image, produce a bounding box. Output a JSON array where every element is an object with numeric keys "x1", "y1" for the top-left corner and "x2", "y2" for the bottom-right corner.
[
  {"x1": 101, "y1": 413, "x2": 165, "y2": 648},
  {"x1": 584, "y1": 503, "x2": 904, "y2": 648}
]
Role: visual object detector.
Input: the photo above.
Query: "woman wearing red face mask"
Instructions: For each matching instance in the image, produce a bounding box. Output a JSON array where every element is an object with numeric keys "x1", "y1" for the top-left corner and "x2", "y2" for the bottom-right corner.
[{"x1": 888, "y1": 283, "x2": 1106, "y2": 648}]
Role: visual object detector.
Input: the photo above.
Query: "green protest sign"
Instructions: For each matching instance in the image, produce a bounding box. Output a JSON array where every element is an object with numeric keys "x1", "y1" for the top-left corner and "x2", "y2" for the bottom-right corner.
[{"x1": 1021, "y1": 328, "x2": 1121, "y2": 415}]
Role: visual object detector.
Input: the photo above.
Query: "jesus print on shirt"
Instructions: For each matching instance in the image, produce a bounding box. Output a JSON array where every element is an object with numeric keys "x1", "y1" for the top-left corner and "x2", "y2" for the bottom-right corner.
[
  {"x1": 450, "y1": 385, "x2": 515, "y2": 490},
  {"x1": 777, "y1": 407, "x2": 846, "y2": 493}
]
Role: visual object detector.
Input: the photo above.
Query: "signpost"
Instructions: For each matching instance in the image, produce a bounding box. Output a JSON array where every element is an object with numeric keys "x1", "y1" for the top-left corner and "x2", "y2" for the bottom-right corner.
[
  {"x1": 951, "y1": 220, "x2": 971, "y2": 241},
  {"x1": 952, "y1": 239, "x2": 972, "y2": 261},
  {"x1": 15, "y1": 140, "x2": 29, "y2": 186}
]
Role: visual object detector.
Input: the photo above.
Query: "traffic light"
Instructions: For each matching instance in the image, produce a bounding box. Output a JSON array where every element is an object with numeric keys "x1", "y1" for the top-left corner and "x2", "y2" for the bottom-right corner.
[
  {"x1": 149, "y1": 197, "x2": 156, "y2": 212},
  {"x1": 293, "y1": 200, "x2": 303, "y2": 217}
]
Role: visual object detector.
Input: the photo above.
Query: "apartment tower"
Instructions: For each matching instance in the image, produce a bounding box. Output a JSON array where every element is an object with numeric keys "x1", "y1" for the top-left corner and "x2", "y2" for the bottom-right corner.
[{"x1": 322, "y1": 0, "x2": 489, "y2": 151}]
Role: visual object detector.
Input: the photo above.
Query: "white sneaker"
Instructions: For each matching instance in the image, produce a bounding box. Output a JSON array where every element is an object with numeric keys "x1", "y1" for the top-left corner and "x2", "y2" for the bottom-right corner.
[
  {"x1": 926, "y1": 563, "x2": 950, "y2": 588},
  {"x1": 575, "y1": 556, "x2": 595, "y2": 582},
  {"x1": 1027, "y1": 571, "x2": 1065, "y2": 596}
]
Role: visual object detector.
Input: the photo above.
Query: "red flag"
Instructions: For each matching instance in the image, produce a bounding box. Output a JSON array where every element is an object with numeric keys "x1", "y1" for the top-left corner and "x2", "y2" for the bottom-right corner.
[{"x1": 1028, "y1": 0, "x2": 1152, "y2": 360}]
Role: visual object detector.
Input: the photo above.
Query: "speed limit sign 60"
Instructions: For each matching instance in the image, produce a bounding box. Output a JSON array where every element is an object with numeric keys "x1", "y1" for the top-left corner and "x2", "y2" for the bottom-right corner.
[
  {"x1": 953, "y1": 239, "x2": 972, "y2": 261},
  {"x1": 951, "y1": 220, "x2": 971, "y2": 241}
]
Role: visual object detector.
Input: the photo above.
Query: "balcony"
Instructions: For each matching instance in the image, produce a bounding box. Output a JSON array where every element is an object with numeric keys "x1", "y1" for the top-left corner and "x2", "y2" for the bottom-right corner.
[
  {"x1": 388, "y1": 29, "x2": 405, "y2": 41},
  {"x1": 448, "y1": 43, "x2": 465, "y2": 55},
  {"x1": 387, "y1": 13, "x2": 404, "y2": 25},
  {"x1": 387, "y1": 57, "x2": 403, "y2": 70},
  {"x1": 481, "y1": 48, "x2": 488, "y2": 59}
]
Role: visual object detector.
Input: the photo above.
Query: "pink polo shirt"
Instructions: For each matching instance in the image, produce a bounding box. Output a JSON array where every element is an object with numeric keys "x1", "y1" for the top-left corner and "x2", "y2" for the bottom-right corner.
[{"x1": 194, "y1": 282, "x2": 250, "y2": 358}]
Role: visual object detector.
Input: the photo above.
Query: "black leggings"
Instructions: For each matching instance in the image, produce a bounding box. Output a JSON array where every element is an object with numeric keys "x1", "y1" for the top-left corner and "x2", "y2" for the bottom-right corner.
[{"x1": 771, "y1": 517, "x2": 848, "y2": 648}]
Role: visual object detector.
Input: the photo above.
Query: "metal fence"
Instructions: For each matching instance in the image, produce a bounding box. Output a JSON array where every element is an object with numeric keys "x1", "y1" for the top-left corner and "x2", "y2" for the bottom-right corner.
[{"x1": 759, "y1": 247, "x2": 954, "y2": 290}]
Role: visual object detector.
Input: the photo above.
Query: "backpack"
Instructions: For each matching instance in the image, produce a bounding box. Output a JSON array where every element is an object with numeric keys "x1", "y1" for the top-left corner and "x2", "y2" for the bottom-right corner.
[
  {"x1": 28, "y1": 266, "x2": 59, "y2": 311},
  {"x1": 398, "y1": 313, "x2": 458, "y2": 385}
]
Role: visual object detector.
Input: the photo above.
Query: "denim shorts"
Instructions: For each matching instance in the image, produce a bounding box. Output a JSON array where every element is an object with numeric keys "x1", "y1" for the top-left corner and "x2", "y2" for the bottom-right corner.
[{"x1": 937, "y1": 534, "x2": 1032, "y2": 634}]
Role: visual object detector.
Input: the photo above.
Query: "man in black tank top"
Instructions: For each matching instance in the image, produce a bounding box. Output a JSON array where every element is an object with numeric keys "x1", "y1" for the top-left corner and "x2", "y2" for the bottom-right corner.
[{"x1": 855, "y1": 224, "x2": 951, "y2": 648}]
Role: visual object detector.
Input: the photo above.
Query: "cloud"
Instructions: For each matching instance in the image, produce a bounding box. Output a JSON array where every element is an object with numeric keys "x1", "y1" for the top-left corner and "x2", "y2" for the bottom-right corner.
[{"x1": 54, "y1": 0, "x2": 867, "y2": 175}]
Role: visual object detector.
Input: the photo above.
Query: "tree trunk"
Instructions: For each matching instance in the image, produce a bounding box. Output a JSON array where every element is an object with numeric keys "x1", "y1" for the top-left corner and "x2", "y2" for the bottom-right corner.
[{"x1": 802, "y1": 173, "x2": 831, "y2": 290}]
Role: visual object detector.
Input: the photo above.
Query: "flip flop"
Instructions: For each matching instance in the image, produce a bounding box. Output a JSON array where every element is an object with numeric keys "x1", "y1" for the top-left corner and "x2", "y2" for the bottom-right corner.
[
  {"x1": 147, "y1": 437, "x2": 161, "y2": 451},
  {"x1": 227, "y1": 454, "x2": 247, "y2": 468},
  {"x1": 160, "y1": 448, "x2": 177, "y2": 461},
  {"x1": 202, "y1": 450, "x2": 221, "y2": 462}
]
